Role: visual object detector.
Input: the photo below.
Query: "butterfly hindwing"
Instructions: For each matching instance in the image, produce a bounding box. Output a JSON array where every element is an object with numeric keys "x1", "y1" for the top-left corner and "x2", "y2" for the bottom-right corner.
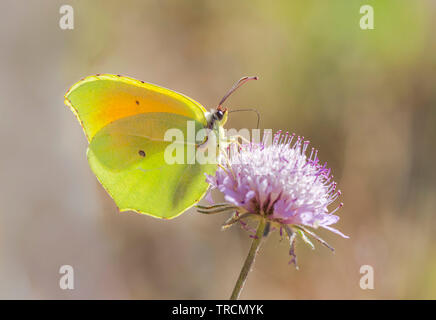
[{"x1": 87, "y1": 112, "x2": 217, "y2": 219}]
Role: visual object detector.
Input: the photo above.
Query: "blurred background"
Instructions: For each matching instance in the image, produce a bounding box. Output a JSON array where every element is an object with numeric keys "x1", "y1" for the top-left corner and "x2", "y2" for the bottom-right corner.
[{"x1": 0, "y1": 0, "x2": 435, "y2": 299}]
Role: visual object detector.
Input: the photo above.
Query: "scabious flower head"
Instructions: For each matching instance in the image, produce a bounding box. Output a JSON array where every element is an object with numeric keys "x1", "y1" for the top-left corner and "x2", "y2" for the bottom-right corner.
[{"x1": 201, "y1": 131, "x2": 348, "y2": 267}]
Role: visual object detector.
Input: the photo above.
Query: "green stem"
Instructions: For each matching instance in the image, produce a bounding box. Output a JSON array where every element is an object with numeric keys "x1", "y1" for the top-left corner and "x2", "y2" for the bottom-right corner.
[{"x1": 230, "y1": 218, "x2": 267, "y2": 300}]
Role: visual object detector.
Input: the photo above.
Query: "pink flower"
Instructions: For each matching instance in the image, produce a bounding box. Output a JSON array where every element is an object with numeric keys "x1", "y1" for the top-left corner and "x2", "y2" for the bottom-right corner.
[{"x1": 201, "y1": 131, "x2": 348, "y2": 267}]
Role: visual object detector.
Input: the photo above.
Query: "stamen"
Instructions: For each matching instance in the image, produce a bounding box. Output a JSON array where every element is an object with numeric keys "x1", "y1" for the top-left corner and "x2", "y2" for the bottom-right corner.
[
  {"x1": 303, "y1": 140, "x2": 310, "y2": 154},
  {"x1": 330, "y1": 202, "x2": 344, "y2": 215},
  {"x1": 274, "y1": 130, "x2": 282, "y2": 144},
  {"x1": 283, "y1": 131, "x2": 290, "y2": 144},
  {"x1": 309, "y1": 147, "x2": 314, "y2": 160}
]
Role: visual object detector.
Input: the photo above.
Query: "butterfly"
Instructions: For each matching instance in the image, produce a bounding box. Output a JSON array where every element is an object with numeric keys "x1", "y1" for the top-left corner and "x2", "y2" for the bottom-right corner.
[{"x1": 64, "y1": 74, "x2": 257, "y2": 219}]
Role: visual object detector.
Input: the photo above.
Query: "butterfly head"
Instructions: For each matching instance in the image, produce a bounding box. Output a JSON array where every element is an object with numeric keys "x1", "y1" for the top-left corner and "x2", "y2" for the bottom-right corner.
[{"x1": 207, "y1": 105, "x2": 228, "y2": 129}]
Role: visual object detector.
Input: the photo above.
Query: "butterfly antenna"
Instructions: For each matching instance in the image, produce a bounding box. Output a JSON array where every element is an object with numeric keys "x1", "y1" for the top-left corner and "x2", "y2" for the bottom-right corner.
[
  {"x1": 229, "y1": 108, "x2": 261, "y2": 129},
  {"x1": 217, "y1": 76, "x2": 259, "y2": 111}
]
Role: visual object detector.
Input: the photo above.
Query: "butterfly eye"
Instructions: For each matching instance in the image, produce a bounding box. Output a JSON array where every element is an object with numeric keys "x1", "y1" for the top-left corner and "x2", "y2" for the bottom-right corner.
[{"x1": 215, "y1": 110, "x2": 224, "y2": 121}]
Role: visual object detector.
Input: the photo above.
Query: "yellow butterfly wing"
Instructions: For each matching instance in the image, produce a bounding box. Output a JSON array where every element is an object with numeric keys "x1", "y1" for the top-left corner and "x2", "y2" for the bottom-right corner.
[
  {"x1": 64, "y1": 74, "x2": 208, "y2": 142},
  {"x1": 65, "y1": 74, "x2": 217, "y2": 219}
]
